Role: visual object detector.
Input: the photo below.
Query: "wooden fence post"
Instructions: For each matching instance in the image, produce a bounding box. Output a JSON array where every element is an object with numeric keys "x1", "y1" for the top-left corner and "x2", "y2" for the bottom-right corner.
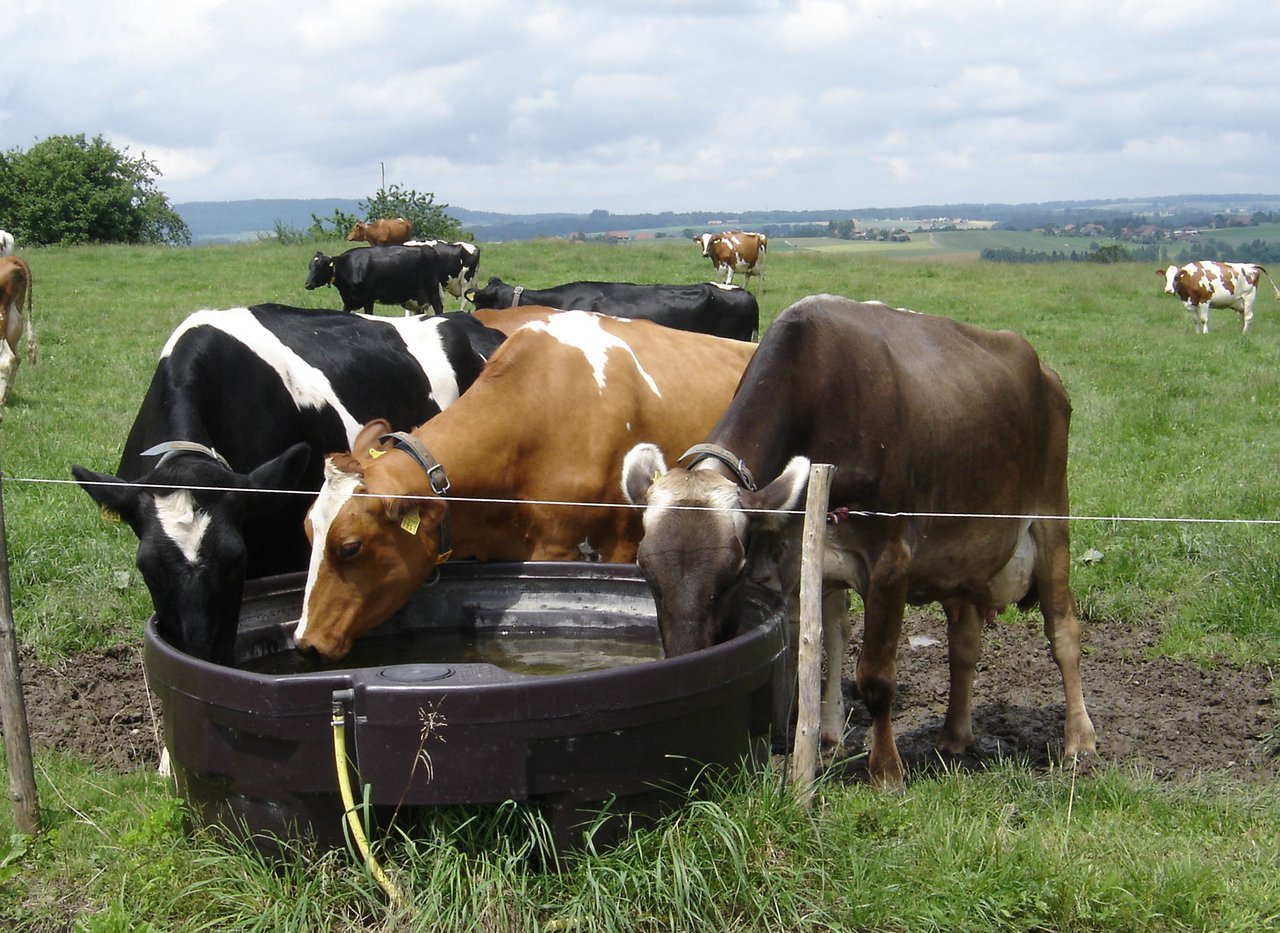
[
  {"x1": 790, "y1": 462, "x2": 834, "y2": 805},
  {"x1": 0, "y1": 475, "x2": 41, "y2": 835}
]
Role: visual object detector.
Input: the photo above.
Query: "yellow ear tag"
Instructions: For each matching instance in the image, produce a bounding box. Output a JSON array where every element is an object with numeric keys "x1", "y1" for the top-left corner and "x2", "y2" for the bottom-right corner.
[
  {"x1": 368, "y1": 447, "x2": 387, "y2": 459},
  {"x1": 400, "y1": 509, "x2": 421, "y2": 535},
  {"x1": 653, "y1": 470, "x2": 661, "y2": 483},
  {"x1": 101, "y1": 506, "x2": 121, "y2": 523}
]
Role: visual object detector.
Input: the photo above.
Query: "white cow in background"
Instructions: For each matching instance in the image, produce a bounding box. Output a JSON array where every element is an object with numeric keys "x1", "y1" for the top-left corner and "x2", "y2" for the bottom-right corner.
[
  {"x1": 1160, "y1": 260, "x2": 1280, "y2": 334},
  {"x1": 0, "y1": 230, "x2": 13, "y2": 257}
]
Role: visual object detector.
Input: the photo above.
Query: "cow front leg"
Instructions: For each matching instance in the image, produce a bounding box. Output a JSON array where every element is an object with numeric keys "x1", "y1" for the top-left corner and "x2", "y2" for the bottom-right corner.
[
  {"x1": 857, "y1": 540, "x2": 910, "y2": 789},
  {"x1": 819, "y1": 588, "x2": 853, "y2": 747},
  {"x1": 937, "y1": 601, "x2": 981, "y2": 754}
]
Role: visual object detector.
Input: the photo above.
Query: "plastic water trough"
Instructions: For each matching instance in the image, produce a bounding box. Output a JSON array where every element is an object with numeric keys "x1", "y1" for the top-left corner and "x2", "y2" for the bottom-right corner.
[{"x1": 144, "y1": 561, "x2": 788, "y2": 853}]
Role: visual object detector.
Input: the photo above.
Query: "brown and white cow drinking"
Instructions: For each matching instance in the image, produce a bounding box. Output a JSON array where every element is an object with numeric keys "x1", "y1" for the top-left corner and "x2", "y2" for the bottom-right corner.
[
  {"x1": 622, "y1": 295, "x2": 1096, "y2": 789},
  {"x1": 295, "y1": 310, "x2": 756, "y2": 660}
]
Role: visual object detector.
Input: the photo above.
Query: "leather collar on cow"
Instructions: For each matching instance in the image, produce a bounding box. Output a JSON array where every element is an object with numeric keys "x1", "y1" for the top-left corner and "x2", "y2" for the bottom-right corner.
[
  {"x1": 379, "y1": 431, "x2": 453, "y2": 563},
  {"x1": 140, "y1": 440, "x2": 232, "y2": 470},
  {"x1": 678, "y1": 443, "x2": 757, "y2": 491}
]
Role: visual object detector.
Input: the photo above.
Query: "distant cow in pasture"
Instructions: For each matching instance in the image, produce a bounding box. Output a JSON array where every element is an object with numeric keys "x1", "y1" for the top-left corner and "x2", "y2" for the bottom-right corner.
[
  {"x1": 306, "y1": 245, "x2": 448, "y2": 315},
  {"x1": 346, "y1": 217, "x2": 414, "y2": 246},
  {"x1": 0, "y1": 256, "x2": 38, "y2": 410},
  {"x1": 406, "y1": 239, "x2": 480, "y2": 311},
  {"x1": 621, "y1": 295, "x2": 1096, "y2": 789},
  {"x1": 694, "y1": 230, "x2": 768, "y2": 290},
  {"x1": 71, "y1": 305, "x2": 505, "y2": 663},
  {"x1": 466, "y1": 276, "x2": 759, "y2": 341},
  {"x1": 0, "y1": 230, "x2": 13, "y2": 256},
  {"x1": 293, "y1": 311, "x2": 757, "y2": 660},
  {"x1": 1159, "y1": 261, "x2": 1280, "y2": 334}
]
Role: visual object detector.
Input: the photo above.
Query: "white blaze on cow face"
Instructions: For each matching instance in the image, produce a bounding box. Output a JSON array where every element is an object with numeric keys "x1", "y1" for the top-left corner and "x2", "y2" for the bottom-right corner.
[
  {"x1": 294, "y1": 460, "x2": 363, "y2": 642},
  {"x1": 154, "y1": 490, "x2": 212, "y2": 564},
  {"x1": 525, "y1": 310, "x2": 662, "y2": 395}
]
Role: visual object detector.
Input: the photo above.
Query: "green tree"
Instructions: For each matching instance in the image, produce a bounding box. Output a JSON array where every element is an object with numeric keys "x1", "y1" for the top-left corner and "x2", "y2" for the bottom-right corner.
[
  {"x1": 309, "y1": 183, "x2": 468, "y2": 242},
  {"x1": 0, "y1": 134, "x2": 190, "y2": 245}
]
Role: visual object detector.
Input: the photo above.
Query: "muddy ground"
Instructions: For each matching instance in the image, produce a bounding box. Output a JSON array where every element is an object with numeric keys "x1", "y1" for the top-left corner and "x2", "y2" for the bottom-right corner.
[{"x1": 14, "y1": 612, "x2": 1279, "y2": 784}]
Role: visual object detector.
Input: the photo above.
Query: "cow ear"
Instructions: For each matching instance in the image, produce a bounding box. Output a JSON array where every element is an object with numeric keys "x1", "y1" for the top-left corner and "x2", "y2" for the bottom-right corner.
[
  {"x1": 386, "y1": 493, "x2": 447, "y2": 538},
  {"x1": 352, "y1": 419, "x2": 394, "y2": 459},
  {"x1": 70, "y1": 465, "x2": 140, "y2": 524},
  {"x1": 621, "y1": 443, "x2": 668, "y2": 504},
  {"x1": 246, "y1": 442, "x2": 311, "y2": 501},
  {"x1": 741, "y1": 456, "x2": 811, "y2": 526}
]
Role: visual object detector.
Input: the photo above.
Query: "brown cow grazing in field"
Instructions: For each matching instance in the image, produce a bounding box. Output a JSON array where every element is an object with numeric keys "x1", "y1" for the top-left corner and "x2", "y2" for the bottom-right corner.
[
  {"x1": 0, "y1": 256, "x2": 38, "y2": 410},
  {"x1": 1159, "y1": 261, "x2": 1280, "y2": 334},
  {"x1": 622, "y1": 295, "x2": 1096, "y2": 789},
  {"x1": 694, "y1": 230, "x2": 768, "y2": 290},
  {"x1": 294, "y1": 310, "x2": 756, "y2": 660},
  {"x1": 346, "y1": 217, "x2": 414, "y2": 246}
]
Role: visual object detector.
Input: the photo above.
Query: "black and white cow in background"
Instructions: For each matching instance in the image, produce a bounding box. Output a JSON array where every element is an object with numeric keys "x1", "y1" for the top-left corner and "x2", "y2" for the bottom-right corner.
[
  {"x1": 72, "y1": 304, "x2": 506, "y2": 663},
  {"x1": 305, "y1": 245, "x2": 448, "y2": 315},
  {"x1": 465, "y1": 277, "x2": 759, "y2": 341},
  {"x1": 406, "y1": 240, "x2": 480, "y2": 311}
]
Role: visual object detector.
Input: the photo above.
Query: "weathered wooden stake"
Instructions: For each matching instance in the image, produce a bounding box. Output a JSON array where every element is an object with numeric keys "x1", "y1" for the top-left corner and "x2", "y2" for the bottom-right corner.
[
  {"x1": 0, "y1": 475, "x2": 41, "y2": 835},
  {"x1": 790, "y1": 462, "x2": 834, "y2": 805}
]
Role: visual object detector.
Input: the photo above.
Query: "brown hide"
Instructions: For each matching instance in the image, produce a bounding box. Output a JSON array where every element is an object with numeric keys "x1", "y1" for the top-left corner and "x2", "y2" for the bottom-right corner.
[
  {"x1": 346, "y1": 217, "x2": 414, "y2": 246},
  {"x1": 296, "y1": 311, "x2": 756, "y2": 659},
  {"x1": 0, "y1": 256, "x2": 37, "y2": 407},
  {"x1": 470, "y1": 305, "x2": 565, "y2": 336}
]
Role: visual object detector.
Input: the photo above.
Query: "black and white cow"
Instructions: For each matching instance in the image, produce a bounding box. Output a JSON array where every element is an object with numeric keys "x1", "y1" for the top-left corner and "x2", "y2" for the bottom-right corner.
[
  {"x1": 305, "y1": 245, "x2": 448, "y2": 315},
  {"x1": 72, "y1": 304, "x2": 505, "y2": 663},
  {"x1": 465, "y1": 277, "x2": 759, "y2": 341},
  {"x1": 406, "y1": 240, "x2": 480, "y2": 311}
]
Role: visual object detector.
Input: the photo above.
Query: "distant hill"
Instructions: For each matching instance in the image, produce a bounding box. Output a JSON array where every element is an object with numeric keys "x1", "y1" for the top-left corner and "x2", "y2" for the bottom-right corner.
[{"x1": 175, "y1": 194, "x2": 1280, "y2": 245}]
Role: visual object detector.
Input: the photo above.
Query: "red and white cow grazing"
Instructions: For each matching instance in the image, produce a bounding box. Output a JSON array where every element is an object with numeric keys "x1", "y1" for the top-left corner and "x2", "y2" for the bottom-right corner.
[
  {"x1": 0, "y1": 256, "x2": 38, "y2": 410},
  {"x1": 622, "y1": 295, "x2": 1096, "y2": 789},
  {"x1": 695, "y1": 231, "x2": 768, "y2": 290},
  {"x1": 295, "y1": 310, "x2": 757, "y2": 660},
  {"x1": 346, "y1": 217, "x2": 414, "y2": 246},
  {"x1": 1159, "y1": 261, "x2": 1280, "y2": 334}
]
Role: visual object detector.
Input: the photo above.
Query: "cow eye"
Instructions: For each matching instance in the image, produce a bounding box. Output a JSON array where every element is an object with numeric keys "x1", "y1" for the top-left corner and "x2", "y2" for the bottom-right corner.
[{"x1": 336, "y1": 540, "x2": 362, "y2": 560}]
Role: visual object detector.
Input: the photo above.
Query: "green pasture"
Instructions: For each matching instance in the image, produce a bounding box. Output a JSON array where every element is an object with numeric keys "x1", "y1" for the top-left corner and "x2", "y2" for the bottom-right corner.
[{"x1": 1, "y1": 240, "x2": 1278, "y2": 929}]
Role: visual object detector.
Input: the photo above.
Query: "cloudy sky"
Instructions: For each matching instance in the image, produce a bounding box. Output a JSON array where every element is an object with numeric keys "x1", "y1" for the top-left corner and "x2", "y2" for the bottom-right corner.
[{"x1": 5, "y1": 0, "x2": 1279, "y2": 214}]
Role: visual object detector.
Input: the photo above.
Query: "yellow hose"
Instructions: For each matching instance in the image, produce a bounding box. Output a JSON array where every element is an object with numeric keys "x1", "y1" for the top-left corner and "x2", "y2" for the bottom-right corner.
[{"x1": 331, "y1": 693, "x2": 405, "y2": 906}]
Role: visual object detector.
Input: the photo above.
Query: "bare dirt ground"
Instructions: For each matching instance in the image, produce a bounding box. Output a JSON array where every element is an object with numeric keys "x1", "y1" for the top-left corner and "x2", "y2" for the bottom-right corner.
[{"x1": 15, "y1": 613, "x2": 1279, "y2": 784}]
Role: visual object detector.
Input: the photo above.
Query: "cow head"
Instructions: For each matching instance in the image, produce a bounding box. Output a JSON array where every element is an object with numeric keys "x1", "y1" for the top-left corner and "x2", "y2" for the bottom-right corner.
[
  {"x1": 71, "y1": 443, "x2": 311, "y2": 664},
  {"x1": 1159, "y1": 265, "x2": 1181, "y2": 294},
  {"x1": 621, "y1": 443, "x2": 809, "y2": 656},
  {"x1": 294, "y1": 421, "x2": 449, "y2": 660},
  {"x1": 694, "y1": 233, "x2": 716, "y2": 257},
  {"x1": 464, "y1": 277, "x2": 515, "y2": 309},
  {"x1": 346, "y1": 221, "x2": 369, "y2": 242},
  {"x1": 304, "y1": 252, "x2": 335, "y2": 290}
]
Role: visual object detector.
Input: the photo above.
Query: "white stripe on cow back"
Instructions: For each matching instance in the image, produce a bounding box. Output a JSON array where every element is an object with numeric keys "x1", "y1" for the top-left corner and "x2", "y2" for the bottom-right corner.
[
  {"x1": 165, "y1": 309, "x2": 363, "y2": 442},
  {"x1": 294, "y1": 461, "x2": 363, "y2": 642},
  {"x1": 366, "y1": 313, "x2": 462, "y2": 408},
  {"x1": 523, "y1": 310, "x2": 662, "y2": 396},
  {"x1": 154, "y1": 490, "x2": 212, "y2": 565}
]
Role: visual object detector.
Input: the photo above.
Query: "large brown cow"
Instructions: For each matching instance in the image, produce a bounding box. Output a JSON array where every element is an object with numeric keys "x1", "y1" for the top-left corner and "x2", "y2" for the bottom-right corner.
[
  {"x1": 0, "y1": 256, "x2": 38, "y2": 410},
  {"x1": 621, "y1": 295, "x2": 1096, "y2": 789},
  {"x1": 346, "y1": 217, "x2": 414, "y2": 246},
  {"x1": 694, "y1": 230, "x2": 767, "y2": 290},
  {"x1": 295, "y1": 310, "x2": 757, "y2": 660}
]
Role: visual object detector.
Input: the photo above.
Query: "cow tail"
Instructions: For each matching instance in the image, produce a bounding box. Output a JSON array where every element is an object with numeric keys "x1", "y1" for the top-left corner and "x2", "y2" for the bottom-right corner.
[
  {"x1": 1260, "y1": 266, "x2": 1280, "y2": 302},
  {"x1": 23, "y1": 267, "x2": 37, "y2": 365}
]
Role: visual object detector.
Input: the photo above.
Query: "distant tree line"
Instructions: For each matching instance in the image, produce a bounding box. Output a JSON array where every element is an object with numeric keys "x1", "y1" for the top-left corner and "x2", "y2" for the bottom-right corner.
[{"x1": 982, "y1": 238, "x2": 1280, "y2": 265}]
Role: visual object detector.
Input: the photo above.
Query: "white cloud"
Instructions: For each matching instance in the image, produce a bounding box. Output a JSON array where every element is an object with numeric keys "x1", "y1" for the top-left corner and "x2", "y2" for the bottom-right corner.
[{"x1": 3, "y1": 0, "x2": 1279, "y2": 211}]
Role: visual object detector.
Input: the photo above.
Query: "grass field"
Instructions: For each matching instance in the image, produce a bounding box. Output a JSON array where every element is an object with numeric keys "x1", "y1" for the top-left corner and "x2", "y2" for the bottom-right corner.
[{"x1": 1, "y1": 240, "x2": 1278, "y2": 929}]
